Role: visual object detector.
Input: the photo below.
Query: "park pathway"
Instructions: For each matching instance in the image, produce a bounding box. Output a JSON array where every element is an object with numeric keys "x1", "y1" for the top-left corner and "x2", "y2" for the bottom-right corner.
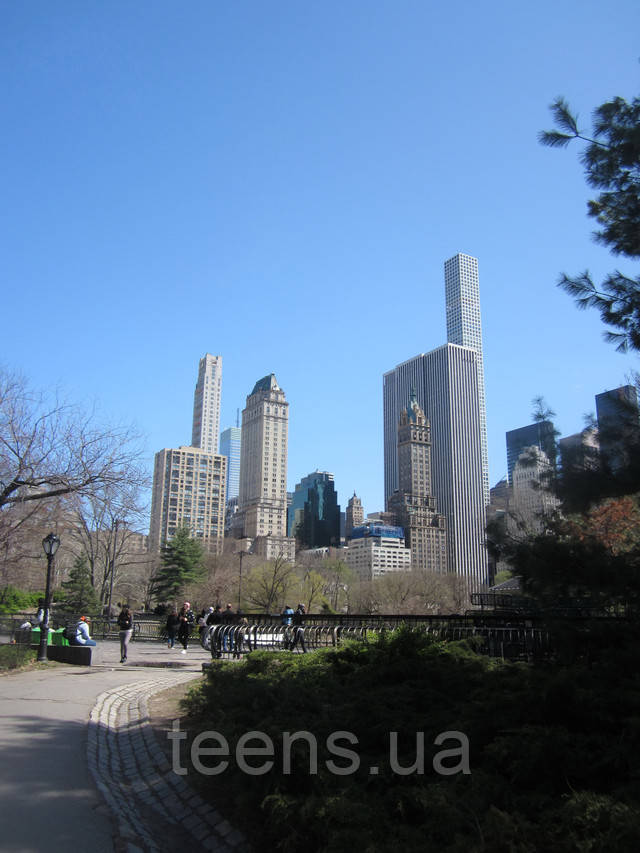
[{"x1": 0, "y1": 640, "x2": 249, "y2": 853}]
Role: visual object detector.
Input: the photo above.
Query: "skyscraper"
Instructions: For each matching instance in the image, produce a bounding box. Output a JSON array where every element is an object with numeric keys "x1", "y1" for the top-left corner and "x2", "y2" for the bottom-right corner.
[
  {"x1": 219, "y1": 426, "x2": 241, "y2": 500},
  {"x1": 236, "y1": 374, "x2": 295, "y2": 560},
  {"x1": 444, "y1": 253, "x2": 489, "y2": 506},
  {"x1": 386, "y1": 391, "x2": 447, "y2": 573},
  {"x1": 505, "y1": 421, "x2": 557, "y2": 485},
  {"x1": 511, "y1": 446, "x2": 559, "y2": 533},
  {"x1": 287, "y1": 471, "x2": 341, "y2": 549},
  {"x1": 345, "y1": 493, "x2": 364, "y2": 541},
  {"x1": 191, "y1": 354, "x2": 222, "y2": 454},
  {"x1": 595, "y1": 384, "x2": 640, "y2": 472},
  {"x1": 149, "y1": 446, "x2": 227, "y2": 553},
  {"x1": 383, "y1": 344, "x2": 487, "y2": 588}
]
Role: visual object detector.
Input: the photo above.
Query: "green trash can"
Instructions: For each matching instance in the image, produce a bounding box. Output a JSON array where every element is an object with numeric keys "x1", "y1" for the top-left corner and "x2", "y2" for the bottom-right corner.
[
  {"x1": 51, "y1": 628, "x2": 69, "y2": 647},
  {"x1": 31, "y1": 627, "x2": 53, "y2": 646}
]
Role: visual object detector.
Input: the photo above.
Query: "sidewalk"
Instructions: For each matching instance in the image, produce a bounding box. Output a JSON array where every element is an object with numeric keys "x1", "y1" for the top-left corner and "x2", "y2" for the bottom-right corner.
[{"x1": 0, "y1": 639, "x2": 246, "y2": 853}]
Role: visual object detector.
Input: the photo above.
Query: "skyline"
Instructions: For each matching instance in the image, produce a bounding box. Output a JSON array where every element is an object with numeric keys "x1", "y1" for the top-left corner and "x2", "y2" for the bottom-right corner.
[{"x1": 2, "y1": 3, "x2": 639, "y2": 521}]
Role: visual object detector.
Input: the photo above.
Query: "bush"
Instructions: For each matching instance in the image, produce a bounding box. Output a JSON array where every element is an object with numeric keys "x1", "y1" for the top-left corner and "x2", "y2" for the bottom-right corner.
[
  {"x1": 0, "y1": 586, "x2": 42, "y2": 615},
  {"x1": 179, "y1": 626, "x2": 640, "y2": 851}
]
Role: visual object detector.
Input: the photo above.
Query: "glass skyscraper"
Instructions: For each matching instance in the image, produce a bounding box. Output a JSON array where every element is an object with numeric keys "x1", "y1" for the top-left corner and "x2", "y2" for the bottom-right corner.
[
  {"x1": 219, "y1": 426, "x2": 241, "y2": 500},
  {"x1": 288, "y1": 471, "x2": 341, "y2": 549}
]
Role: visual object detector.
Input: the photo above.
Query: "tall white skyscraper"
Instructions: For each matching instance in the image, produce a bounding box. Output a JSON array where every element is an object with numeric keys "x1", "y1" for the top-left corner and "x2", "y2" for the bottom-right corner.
[
  {"x1": 192, "y1": 354, "x2": 222, "y2": 454},
  {"x1": 444, "y1": 253, "x2": 489, "y2": 506},
  {"x1": 236, "y1": 374, "x2": 295, "y2": 560}
]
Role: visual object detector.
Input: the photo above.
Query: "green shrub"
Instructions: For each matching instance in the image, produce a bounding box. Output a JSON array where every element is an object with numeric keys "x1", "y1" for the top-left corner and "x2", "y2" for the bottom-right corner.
[
  {"x1": 180, "y1": 626, "x2": 640, "y2": 852},
  {"x1": 0, "y1": 586, "x2": 43, "y2": 615}
]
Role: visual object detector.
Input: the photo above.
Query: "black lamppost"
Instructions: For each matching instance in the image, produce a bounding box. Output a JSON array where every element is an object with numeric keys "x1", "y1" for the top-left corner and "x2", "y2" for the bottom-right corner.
[{"x1": 38, "y1": 532, "x2": 60, "y2": 662}]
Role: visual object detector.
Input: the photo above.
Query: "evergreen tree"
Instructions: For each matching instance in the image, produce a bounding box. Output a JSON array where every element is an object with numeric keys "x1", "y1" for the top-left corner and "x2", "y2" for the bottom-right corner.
[
  {"x1": 151, "y1": 524, "x2": 205, "y2": 604},
  {"x1": 60, "y1": 554, "x2": 100, "y2": 613},
  {"x1": 539, "y1": 91, "x2": 640, "y2": 351}
]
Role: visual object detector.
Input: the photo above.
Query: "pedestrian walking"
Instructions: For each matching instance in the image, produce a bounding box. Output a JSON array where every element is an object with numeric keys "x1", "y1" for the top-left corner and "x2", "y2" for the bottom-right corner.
[
  {"x1": 177, "y1": 601, "x2": 194, "y2": 654},
  {"x1": 289, "y1": 603, "x2": 307, "y2": 653},
  {"x1": 166, "y1": 607, "x2": 180, "y2": 649},
  {"x1": 117, "y1": 606, "x2": 134, "y2": 663}
]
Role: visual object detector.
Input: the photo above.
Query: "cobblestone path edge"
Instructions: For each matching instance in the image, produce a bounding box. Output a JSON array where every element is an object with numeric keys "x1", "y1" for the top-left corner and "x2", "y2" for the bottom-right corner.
[{"x1": 88, "y1": 675, "x2": 251, "y2": 853}]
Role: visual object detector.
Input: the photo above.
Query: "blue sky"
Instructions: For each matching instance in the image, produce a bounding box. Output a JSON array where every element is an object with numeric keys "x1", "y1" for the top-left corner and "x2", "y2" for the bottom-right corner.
[{"x1": 2, "y1": 1, "x2": 639, "y2": 523}]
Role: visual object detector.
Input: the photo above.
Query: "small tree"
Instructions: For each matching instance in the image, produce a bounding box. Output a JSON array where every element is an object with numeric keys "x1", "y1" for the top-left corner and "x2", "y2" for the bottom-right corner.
[
  {"x1": 60, "y1": 554, "x2": 100, "y2": 613},
  {"x1": 151, "y1": 525, "x2": 205, "y2": 605}
]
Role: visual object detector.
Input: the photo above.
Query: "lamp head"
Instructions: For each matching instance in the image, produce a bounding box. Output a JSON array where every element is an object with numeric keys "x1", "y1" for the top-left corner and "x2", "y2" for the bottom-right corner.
[{"x1": 42, "y1": 532, "x2": 60, "y2": 557}]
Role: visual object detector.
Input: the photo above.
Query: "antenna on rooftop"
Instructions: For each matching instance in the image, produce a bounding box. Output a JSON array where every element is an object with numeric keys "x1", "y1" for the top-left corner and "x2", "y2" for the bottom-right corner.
[{"x1": 236, "y1": 408, "x2": 240, "y2": 428}]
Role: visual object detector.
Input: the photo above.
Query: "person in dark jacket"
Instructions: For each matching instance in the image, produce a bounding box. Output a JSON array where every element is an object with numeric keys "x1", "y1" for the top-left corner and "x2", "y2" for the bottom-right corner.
[
  {"x1": 288, "y1": 603, "x2": 307, "y2": 653},
  {"x1": 117, "y1": 606, "x2": 134, "y2": 663},
  {"x1": 166, "y1": 607, "x2": 180, "y2": 649},
  {"x1": 177, "y1": 601, "x2": 194, "y2": 654}
]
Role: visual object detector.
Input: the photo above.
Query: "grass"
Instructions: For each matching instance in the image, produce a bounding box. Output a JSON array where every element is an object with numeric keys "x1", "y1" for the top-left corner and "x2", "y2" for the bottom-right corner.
[{"x1": 0, "y1": 643, "x2": 39, "y2": 672}]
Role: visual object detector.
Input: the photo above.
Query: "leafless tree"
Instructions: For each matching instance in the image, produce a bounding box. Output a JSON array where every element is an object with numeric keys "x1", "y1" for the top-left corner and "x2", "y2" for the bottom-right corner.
[
  {"x1": 0, "y1": 368, "x2": 149, "y2": 594},
  {"x1": 0, "y1": 368, "x2": 148, "y2": 514},
  {"x1": 244, "y1": 554, "x2": 296, "y2": 615}
]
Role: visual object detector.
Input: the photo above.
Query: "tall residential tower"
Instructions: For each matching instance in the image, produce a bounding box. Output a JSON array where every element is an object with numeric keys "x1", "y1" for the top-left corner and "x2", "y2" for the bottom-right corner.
[
  {"x1": 235, "y1": 374, "x2": 295, "y2": 561},
  {"x1": 149, "y1": 446, "x2": 227, "y2": 553},
  {"x1": 444, "y1": 253, "x2": 489, "y2": 506},
  {"x1": 192, "y1": 354, "x2": 222, "y2": 454}
]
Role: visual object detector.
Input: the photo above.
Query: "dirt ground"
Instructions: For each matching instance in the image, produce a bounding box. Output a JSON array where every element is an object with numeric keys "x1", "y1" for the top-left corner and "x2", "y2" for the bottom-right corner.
[{"x1": 147, "y1": 681, "x2": 195, "y2": 764}]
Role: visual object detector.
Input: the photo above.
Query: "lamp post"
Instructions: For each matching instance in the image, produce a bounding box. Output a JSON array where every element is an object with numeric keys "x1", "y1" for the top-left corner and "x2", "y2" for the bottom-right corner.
[{"x1": 38, "y1": 532, "x2": 60, "y2": 662}]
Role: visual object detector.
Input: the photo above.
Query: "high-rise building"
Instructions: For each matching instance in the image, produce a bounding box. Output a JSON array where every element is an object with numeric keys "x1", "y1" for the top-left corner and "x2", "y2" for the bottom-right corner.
[
  {"x1": 219, "y1": 426, "x2": 241, "y2": 500},
  {"x1": 287, "y1": 471, "x2": 341, "y2": 548},
  {"x1": 595, "y1": 384, "x2": 640, "y2": 472},
  {"x1": 191, "y1": 354, "x2": 222, "y2": 454},
  {"x1": 506, "y1": 421, "x2": 556, "y2": 485},
  {"x1": 383, "y1": 344, "x2": 487, "y2": 588},
  {"x1": 236, "y1": 374, "x2": 295, "y2": 561},
  {"x1": 511, "y1": 446, "x2": 559, "y2": 532},
  {"x1": 149, "y1": 446, "x2": 227, "y2": 553},
  {"x1": 444, "y1": 253, "x2": 489, "y2": 505},
  {"x1": 386, "y1": 391, "x2": 447, "y2": 573},
  {"x1": 558, "y1": 428, "x2": 600, "y2": 474},
  {"x1": 345, "y1": 493, "x2": 364, "y2": 541},
  {"x1": 345, "y1": 523, "x2": 412, "y2": 581}
]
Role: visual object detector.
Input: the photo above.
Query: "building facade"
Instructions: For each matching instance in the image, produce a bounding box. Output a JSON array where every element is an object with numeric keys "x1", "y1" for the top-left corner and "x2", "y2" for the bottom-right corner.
[
  {"x1": 345, "y1": 524, "x2": 412, "y2": 581},
  {"x1": 595, "y1": 384, "x2": 640, "y2": 472},
  {"x1": 220, "y1": 426, "x2": 241, "y2": 500},
  {"x1": 149, "y1": 446, "x2": 227, "y2": 553},
  {"x1": 506, "y1": 421, "x2": 556, "y2": 485},
  {"x1": 345, "y1": 493, "x2": 364, "y2": 541},
  {"x1": 191, "y1": 354, "x2": 223, "y2": 454},
  {"x1": 386, "y1": 391, "x2": 447, "y2": 573},
  {"x1": 444, "y1": 253, "x2": 489, "y2": 505},
  {"x1": 235, "y1": 374, "x2": 295, "y2": 561},
  {"x1": 383, "y1": 344, "x2": 487, "y2": 588},
  {"x1": 511, "y1": 446, "x2": 560, "y2": 533},
  {"x1": 287, "y1": 470, "x2": 341, "y2": 549}
]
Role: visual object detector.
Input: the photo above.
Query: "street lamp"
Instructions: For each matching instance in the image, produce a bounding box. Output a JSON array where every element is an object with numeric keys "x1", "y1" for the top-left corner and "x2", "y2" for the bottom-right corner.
[{"x1": 38, "y1": 532, "x2": 60, "y2": 662}]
